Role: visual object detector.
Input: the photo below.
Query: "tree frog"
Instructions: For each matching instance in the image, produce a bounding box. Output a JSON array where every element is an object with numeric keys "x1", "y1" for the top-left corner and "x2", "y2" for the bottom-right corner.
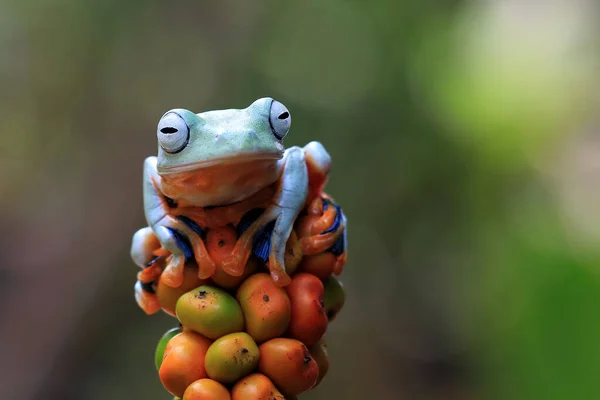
[{"x1": 130, "y1": 98, "x2": 344, "y2": 301}]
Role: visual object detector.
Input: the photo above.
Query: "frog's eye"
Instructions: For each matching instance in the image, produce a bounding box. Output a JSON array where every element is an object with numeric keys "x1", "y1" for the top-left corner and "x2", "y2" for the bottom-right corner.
[
  {"x1": 269, "y1": 100, "x2": 291, "y2": 140},
  {"x1": 157, "y1": 112, "x2": 189, "y2": 154}
]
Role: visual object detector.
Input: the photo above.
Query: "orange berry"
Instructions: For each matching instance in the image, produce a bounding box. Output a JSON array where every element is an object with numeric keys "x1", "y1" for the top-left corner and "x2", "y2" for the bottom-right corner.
[
  {"x1": 231, "y1": 373, "x2": 286, "y2": 400},
  {"x1": 205, "y1": 332, "x2": 260, "y2": 384},
  {"x1": 206, "y1": 226, "x2": 237, "y2": 265},
  {"x1": 258, "y1": 338, "x2": 319, "y2": 396},
  {"x1": 237, "y1": 273, "x2": 291, "y2": 343},
  {"x1": 176, "y1": 285, "x2": 244, "y2": 339},
  {"x1": 285, "y1": 273, "x2": 328, "y2": 347},
  {"x1": 183, "y1": 378, "x2": 231, "y2": 400},
  {"x1": 155, "y1": 326, "x2": 182, "y2": 370},
  {"x1": 159, "y1": 331, "x2": 212, "y2": 397}
]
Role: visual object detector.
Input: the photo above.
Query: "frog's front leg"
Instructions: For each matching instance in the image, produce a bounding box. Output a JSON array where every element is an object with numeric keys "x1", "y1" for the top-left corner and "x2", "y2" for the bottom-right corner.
[
  {"x1": 265, "y1": 146, "x2": 312, "y2": 285},
  {"x1": 142, "y1": 157, "x2": 216, "y2": 287},
  {"x1": 264, "y1": 141, "x2": 336, "y2": 283},
  {"x1": 220, "y1": 147, "x2": 309, "y2": 286}
]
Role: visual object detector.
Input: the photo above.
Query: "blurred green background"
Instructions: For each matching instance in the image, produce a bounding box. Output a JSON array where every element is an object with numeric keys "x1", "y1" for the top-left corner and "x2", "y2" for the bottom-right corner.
[{"x1": 2, "y1": 1, "x2": 600, "y2": 399}]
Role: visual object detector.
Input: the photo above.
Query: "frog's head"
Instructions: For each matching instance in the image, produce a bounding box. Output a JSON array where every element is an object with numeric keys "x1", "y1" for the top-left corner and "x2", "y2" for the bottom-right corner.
[{"x1": 155, "y1": 97, "x2": 291, "y2": 175}]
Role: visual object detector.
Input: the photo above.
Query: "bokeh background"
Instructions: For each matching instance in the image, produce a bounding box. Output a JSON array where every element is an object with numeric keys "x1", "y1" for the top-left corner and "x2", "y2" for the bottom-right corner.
[{"x1": 2, "y1": 0, "x2": 600, "y2": 399}]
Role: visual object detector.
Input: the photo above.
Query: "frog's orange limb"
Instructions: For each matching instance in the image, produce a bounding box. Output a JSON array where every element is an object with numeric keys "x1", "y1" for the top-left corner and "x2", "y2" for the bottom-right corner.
[
  {"x1": 299, "y1": 196, "x2": 346, "y2": 255},
  {"x1": 300, "y1": 225, "x2": 344, "y2": 255},
  {"x1": 168, "y1": 215, "x2": 216, "y2": 280},
  {"x1": 134, "y1": 281, "x2": 161, "y2": 315},
  {"x1": 301, "y1": 194, "x2": 347, "y2": 259},
  {"x1": 136, "y1": 262, "x2": 163, "y2": 283},
  {"x1": 190, "y1": 239, "x2": 216, "y2": 280},
  {"x1": 162, "y1": 213, "x2": 215, "y2": 280},
  {"x1": 160, "y1": 254, "x2": 186, "y2": 288},
  {"x1": 297, "y1": 206, "x2": 338, "y2": 236}
]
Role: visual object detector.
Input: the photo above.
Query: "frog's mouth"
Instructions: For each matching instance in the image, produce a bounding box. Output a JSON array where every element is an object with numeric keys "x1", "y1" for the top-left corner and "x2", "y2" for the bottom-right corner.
[{"x1": 157, "y1": 152, "x2": 283, "y2": 175}]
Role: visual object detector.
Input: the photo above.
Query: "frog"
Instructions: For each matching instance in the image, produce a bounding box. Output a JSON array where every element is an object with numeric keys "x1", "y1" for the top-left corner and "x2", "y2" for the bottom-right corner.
[{"x1": 130, "y1": 98, "x2": 346, "y2": 313}]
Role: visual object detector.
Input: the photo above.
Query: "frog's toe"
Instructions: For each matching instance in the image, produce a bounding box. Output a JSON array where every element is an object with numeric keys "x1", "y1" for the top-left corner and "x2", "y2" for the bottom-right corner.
[
  {"x1": 300, "y1": 229, "x2": 343, "y2": 255},
  {"x1": 306, "y1": 196, "x2": 325, "y2": 215},
  {"x1": 187, "y1": 237, "x2": 216, "y2": 280},
  {"x1": 219, "y1": 255, "x2": 248, "y2": 277},
  {"x1": 219, "y1": 230, "x2": 255, "y2": 277},
  {"x1": 160, "y1": 254, "x2": 186, "y2": 288},
  {"x1": 136, "y1": 260, "x2": 163, "y2": 283},
  {"x1": 267, "y1": 257, "x2": 292, "y2": 287},
  {"x1": 134, "y1": 281, "x2": 161, "y2": 315}
]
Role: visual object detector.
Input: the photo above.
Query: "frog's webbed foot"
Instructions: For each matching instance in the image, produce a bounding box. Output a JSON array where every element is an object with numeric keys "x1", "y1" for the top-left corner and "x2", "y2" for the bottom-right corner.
[
  {"x1": 152, "y1": 217, "x2": 217, "y2": 287},
  {"x1": 168, "y1": 215, "x2": 217, "y2": 280},
  {"x1": 147, "y1": 224, "x2": 187, "y2": 288},
  {"x1": 299, "y1": 196, "x2": 348, "y2": 275},
  {"x1": 299, "y1": 197, "x2": 346, "y2": 255}
]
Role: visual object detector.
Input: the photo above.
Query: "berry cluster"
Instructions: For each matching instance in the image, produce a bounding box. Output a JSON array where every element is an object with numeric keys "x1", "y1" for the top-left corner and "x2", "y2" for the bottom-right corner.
[{"x1": 134, "y1": 196, "x2": 347, "y2": 399}]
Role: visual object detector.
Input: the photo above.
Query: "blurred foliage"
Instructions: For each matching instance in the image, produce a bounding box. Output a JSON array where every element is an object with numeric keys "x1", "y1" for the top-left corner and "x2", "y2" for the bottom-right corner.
[{"x1": 2, "y1": 0, "x2": 600, "y2": 399}]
